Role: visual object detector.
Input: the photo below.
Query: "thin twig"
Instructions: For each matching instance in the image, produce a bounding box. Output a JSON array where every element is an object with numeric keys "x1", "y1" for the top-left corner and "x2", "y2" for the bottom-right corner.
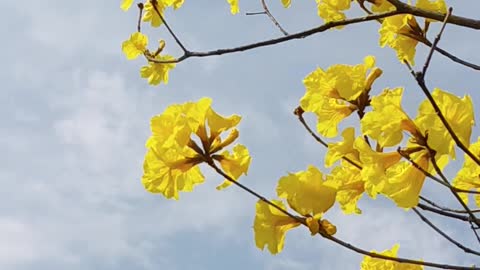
[
  {"x1": 421, "y1": 196, "x2": 480, "y2": 214},
  {"x1": 418, "y1": 203, "x2": 471, "y2": 222},
  {"x1": 398, "y1": 149, "x2": 480, "y2": 194},
  {"x1": 327, "y1": 235, "x2": 480, "y2": 270},
  {"x1": 137, "y1": 3, "x2": 144, "y2": 32},
  {"x1": 422, "y1": 7, "x2": 452, "y2": 75},
  {"x1": 261, "y1": 0, "x2": 289, "y2": 36},
  {"x1": 386, "y1": 0, "x2": 480, "y2": 29},
  {"x1": 207, "y1": 156, "x2": 480, "y2": 269},
  {"x1": 147, "y1": 10, "x2": 403, "y2": 63},
  {"x1": 419, "y1": 39, "x2": 480, "y2": 71},
  {"x1": 246, "y1": 11, "x2": 267, "y2": 15},
  {"x1": 294, "y1": 107, "x2": 362, "y2": 170},
  {"x1": 150, "y1": 0, "x2": 189, "y2": 53},
  {"x1": 413, "y1": 208, "x2": 480, "y2": 256}
]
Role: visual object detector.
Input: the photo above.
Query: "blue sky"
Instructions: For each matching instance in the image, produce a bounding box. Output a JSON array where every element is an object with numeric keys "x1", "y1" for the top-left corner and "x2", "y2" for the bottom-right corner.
[{"x1": 3, "y1": 1, "x2": 480, "y2": 269}]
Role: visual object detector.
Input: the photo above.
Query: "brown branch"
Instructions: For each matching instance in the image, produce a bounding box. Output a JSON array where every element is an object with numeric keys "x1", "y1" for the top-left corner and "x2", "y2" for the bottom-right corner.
[
  {"x1": 420, "y1": 39, "x2": 480, "y2": 71},
  {"x1": 386, "y1": 0, "x2": 480, "y2": 29},
  {"x1": 398, "y1": 149, "x2": 480, "y2": 195},
  {"x1": 413, "y1": 208, "x2": 480, "y2": 256},
  {"x1": 150, "y1": 0, "x2": 189, "y2": 53},
  {"x1": 293, "y1": 106, "x2": 363, "y2": 170},
  {"x1": 420, "y1": 196, "x2": 480, "y2": 214},
  {"x1": 207, "y1": 153, "x2": 479, "y2": 269},
  {"x1": 147, "y1": 9, "x2": 403, "y2": 64},
  {"x1": 417, "y1": 202, "x2": 471, "y2": 222},
  {"x1": 326, "y1": 235, "x2": 480, "y2": 270},
  {"x1": 261, "y1": 0, "x2": 289, "y2": 36},
  {"x1": 137, "y1": 3, "x2": 144, "y2": 32},
  {"x1": 422, "y1": 7, "x2": 452, "y2": 75}
]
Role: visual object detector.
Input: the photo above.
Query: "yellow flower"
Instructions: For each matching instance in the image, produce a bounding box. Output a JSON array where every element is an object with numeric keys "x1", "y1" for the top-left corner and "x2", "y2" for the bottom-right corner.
[
  {"x1": 327, "y1": 162, "x2": 364, "y2": 214},
  {"x1": 140, "y1": 55, "x2": 176, "y2": 85},
  {"x1": 143, "y1": 1, "x2": 168, "y2": 27},
  {"x1": 301, "y1": 56, "x2": 381, "y2": 138},
  {"x1": 383, "y1": 151, "x2": 429, "y2": 208},
  {"x1": 142, "y1": 144, "x2": 204, "y2": 200},
  {"x1": 305, "y1": 217, "x2": 337, "y2": 236},
  {"x1": 416, "y1": 0, "x2": 446, "y2": 22},
  {"x1": 227, "y1": 0, "x2": 239, "y2": 14},
  {"x1": 120, "y1": 0, "x2": 134, "y2": 11},
  {"x1": 325, "y1": 127, "x2": 360, "y2": 167},
  {"x1": 142, "y1": 98, "x2": 249, "y2": 198},
  {"x1": 281, "y1": 0, "x2": 291, "y2": 8},
  {"x1": 215, "y1": 144, "x2": 252, "y2": 190},
  {"x1": 370, "y1": 0, "x2": 395, "y2": 13},
  {"x1": 379, "y1": 14, "x2": 422, "y2": 64},
  {"x1": 122, "y1": 32, "x2": 148, "y2": 60},
  {"x1": 414, "y1": 88, "x2": 474, "y2": 159},
  {"x1": 361, "y1": 244, "x2": 423, "y2": 270},
  {"x1": 453, "y1": 138, "x2": 480, "y2": 207},
  {"x1": 361, "y1": 87, "x2": 418, "y2": 147},
  {"x1": 277, "y1": 165, "x2": 337, "y2": 216},
  {"x1": 316, "y1": 0, "x2": 351, "y2": 25},
  {"x1": 354, "y1": 138, "x2": 402, "y2": 198},
  {"x1": 254, "y1": 200, "x2": 301, "y2": 254}
]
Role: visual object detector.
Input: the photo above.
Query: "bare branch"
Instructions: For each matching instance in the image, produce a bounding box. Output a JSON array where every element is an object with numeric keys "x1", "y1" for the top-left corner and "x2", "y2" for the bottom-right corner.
[
  {"x1": 150, "y1": 0, "x2": 189, "y2": 53},
  {"x1": 260, "y1": 0, "x2": 289, "y2": 36},
  {"x1": 413, "y1": 207, "x2": 480, "y2": 256}
]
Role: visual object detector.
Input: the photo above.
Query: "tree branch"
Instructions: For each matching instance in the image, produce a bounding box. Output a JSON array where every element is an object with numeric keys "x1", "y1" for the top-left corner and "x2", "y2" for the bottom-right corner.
[{"x1": 413, "y1": 207, "x2": 480, "y2": 256}]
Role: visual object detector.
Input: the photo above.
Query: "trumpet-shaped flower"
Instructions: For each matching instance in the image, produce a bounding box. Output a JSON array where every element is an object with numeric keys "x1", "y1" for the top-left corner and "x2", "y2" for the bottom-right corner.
[
  {"x1": 414, "y1": 88, "x2": 474, "y2": 159},
  {"x1": 254, "y1": 200, "x2": 301, "y2": 254},
  {"x1": 327, "y1": 162, "x2": 364, "y2": 214},
  {"x1": 142, "y1": 98, "x2": 250, "y2": 198},
  {"x1": 140, "y1": 55, "x2": 176, "y2": 85},
  {"x1": 370, "y1": 0, "x2": 395, "y2": 13},
  {"x1": 361, "y1": 88, "x2": 418, "y2": 147},
  {"x1": 453, "y1": 138, "x2": 480, "y2": 207},
  {"x1": 361, "y1": 244, "x2": 423, "y2": 270},
  {"x1": 227, "y1": 0, "x2": 239, "y2": 14},
  {"x1": 215, "y1": 144, "x2": 251, "y2": 190},
  {"x1": 301, "y1": 56, "x2": 381, "y2": 137},
  {"x1": 277, "y1": 165, "x2": 337, "y2": 216},
  {"x1": 383, "y1": 151, "x2": 430, "y2": 208},
  {"x1": 122, "y1": 32, "x2": 148, "y2": 60},
  {"x1": 316, "y1": 0, "x2": 351, "y2": 25},
  {"x1": 354, "y1": 138, "x2": 402, "y2": 198},
  {"x1": 379, "y1": 14, "x2": 422, "y2": 64},
  {"x1": 142, "y1": 144, "x2": 204, "y2": 199},
  {"x1": 325, "y1": 127, "x2": 360, "y2": 167}
]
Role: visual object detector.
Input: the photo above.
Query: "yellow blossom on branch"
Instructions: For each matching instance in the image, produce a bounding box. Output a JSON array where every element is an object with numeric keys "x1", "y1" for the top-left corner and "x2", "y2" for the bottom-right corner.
[
  {"x1": 316, "y1": 0, "x2": 351, "y2": 26},
  {"x1": 453, "y1": 138, "x2": 480, "y2": 207},
  {"x1": 361, "y1": 244, "x2": 423, "y2": 270},
  {"x1": 301, "y1": 56, "x2": 382, "y2": 138},
  {"x1": 122, "y1": 32, "x2": 149, "y2": 60},
  {"x1": 276, "y1": 165, "x2": 337, "y2": 216},
  {"x1": 140, "y1": 55, "x2": 176, "y2": 85},
  {"x1": 327, "y1": 161, "x2": 365, "y2": 214},
  {"x1": 226, "y1": 0, "x2": 239, "y2": 14},
  {"x1": 253, "y1": 200, "x2": 301, "y2": 254},
  {"x1": 142, "y1": 98, "x2": 251, "y2": 199}
]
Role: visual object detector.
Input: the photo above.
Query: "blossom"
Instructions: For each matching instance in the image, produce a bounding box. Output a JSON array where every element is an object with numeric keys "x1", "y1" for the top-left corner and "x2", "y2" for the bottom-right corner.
[
  {"x1": 122, "y1": 32, "x2": 148, "y2": 60},
  {"x1": 354, "y1": 138, "x2": 402, "y2": 198},
  {"x1": 379, "y1": 14, "x2": 422, "y2": 64},
  {"x1": 453, "y1": 138, "x2": 480, "y2": 207},
  {"x1": 140, "y1": 55, "x2": 176, "y2": 85},
  {"x1": 316, "y1": 0, "x2": 351, "y2": 25},
  {"x1": 276, "y1": 165, "x2": 337, "y2": 216},
  {"x1": 301, "y1": 56, "x2": 381, "y2": 137},
  {"x1": 327, "y1": 161, "x2": 364, "y2": 214},
  {"x1": 227, "y1": 0, "x2": 239, "y2": 14},
  {"x1": 370, "y1": 0, "x2": 395, "y2": 13},
  {"x1": 361, "y1": 87, "x2": 419, "y2": 147},
  {"x1": 120, "y1": 0, "x2": 135, "y2": 11},
  {"x1": 325, "y1": 127, "x2": 360, "y2": 167},
  {"x1": 142, "y1": 98, "x2": 250, "y2": 198},
  {"x1": 414, "y1": 88, "x2": 474, "y2": 159},
  {"x1": 383, "y1": 151, "x2": 430, "y2": 208},
  {"x1": 361, "y1": 244, "x2": 423, "y2": 270},
  {"x1": 281, "y1": 0, "x2": 291, "y2": 8},
  {"x1": 215, "y1": 144, "x2": 252, "y2": 190},
  {"x1": 254, "y1": 200, "x2": 301, "y2": 254}
]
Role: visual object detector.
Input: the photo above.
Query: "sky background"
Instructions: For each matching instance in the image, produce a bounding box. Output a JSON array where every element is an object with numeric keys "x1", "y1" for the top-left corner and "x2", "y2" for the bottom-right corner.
[{"x1": 3, "y1": 1, "x2": 480, "y2": 269}]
